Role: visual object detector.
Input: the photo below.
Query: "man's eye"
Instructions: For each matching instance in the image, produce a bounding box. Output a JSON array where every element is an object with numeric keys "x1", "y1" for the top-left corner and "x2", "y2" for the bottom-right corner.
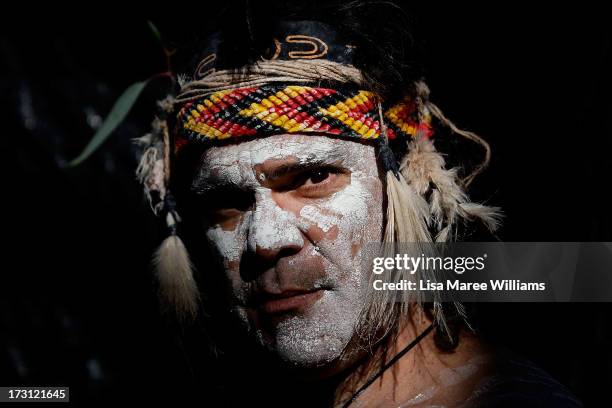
[
  {"x1": 196, "y1": 188, "x2": 254, "y2": 212},
  {"x1": 294, "y1": 167, "x2": 348, "y2": 198},
  {"x1": 305, "y1": 169, "x2": 332, "y2": 185}
]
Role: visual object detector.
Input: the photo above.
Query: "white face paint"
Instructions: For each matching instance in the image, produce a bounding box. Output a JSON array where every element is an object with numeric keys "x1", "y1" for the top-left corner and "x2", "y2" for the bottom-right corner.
[{"x1": 192, "y1": 134, "x2": 384, "y2": 367}]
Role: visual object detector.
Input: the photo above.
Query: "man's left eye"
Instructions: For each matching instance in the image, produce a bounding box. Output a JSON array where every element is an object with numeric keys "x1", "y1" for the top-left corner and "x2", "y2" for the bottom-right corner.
[
  {"x1": 305, "y1": 169, "x2": 332, "y2": 185},
  {"x1": 293, "y1": 166, "x2": 347, "y2": 198}
]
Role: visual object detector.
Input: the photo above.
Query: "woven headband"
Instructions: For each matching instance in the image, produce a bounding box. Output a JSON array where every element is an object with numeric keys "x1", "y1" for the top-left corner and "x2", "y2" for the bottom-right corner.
[{"x1": 174, "y1": 84, "x2": 433, "y2": 152}]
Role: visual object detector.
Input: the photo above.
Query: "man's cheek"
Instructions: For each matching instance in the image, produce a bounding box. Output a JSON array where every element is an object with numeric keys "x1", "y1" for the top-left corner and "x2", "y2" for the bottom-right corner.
[
  {"x1": 299, "y1": 204, "x2": 342, "y2": 236},
  {"x1": 348, "y1": 176, "x2": 383, "y2": 238},
  {"x1": 205, "y1": 221, "x2": 252, "y2": 300},
  {"x1": 225, "y1": 260, "x2": 247, "y2": 295},
  {"x1": 328, "y1": 180, "x2": 375, "y2": 242},
  {"x1": 205, "y1": 214, "x2": 249, "y2": 263}
]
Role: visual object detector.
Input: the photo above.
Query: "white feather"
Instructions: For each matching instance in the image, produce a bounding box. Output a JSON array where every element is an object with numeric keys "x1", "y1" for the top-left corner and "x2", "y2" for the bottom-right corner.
[{"x1": 153, "y1": 232, "x2": 200, "y2": 321}]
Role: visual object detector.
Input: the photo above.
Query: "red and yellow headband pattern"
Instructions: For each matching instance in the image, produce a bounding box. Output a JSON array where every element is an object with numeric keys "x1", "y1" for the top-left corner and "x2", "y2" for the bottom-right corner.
[{"x1": 174, "y1": 84, "x2": 432, "y2": 151}]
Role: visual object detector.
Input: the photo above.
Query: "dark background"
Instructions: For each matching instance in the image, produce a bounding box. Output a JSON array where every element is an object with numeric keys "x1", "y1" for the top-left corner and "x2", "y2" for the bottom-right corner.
[{"x1": 1, "y1": 3, "x2": 611, "y2": 405}]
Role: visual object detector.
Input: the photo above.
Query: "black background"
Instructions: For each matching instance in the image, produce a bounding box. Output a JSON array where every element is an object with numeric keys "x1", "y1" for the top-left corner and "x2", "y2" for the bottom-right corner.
[{"x1": 1, "y1": 3, "x2": 611, "y2": 405}]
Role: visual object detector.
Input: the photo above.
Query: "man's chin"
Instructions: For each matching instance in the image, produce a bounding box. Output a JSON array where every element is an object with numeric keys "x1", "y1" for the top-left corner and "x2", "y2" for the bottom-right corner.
[
  {"x1": 252, "y1": 315, "x2": 353, "y2": 370},
  {"x1": 236, "y1": 290, "x2": 366, "y2": 372},
  {"x1": 255, "y1": 333, "x2": 362, "y2": 381},
  {"x1": 265, "y1": 339, "x2": 346, "y2": 371}
]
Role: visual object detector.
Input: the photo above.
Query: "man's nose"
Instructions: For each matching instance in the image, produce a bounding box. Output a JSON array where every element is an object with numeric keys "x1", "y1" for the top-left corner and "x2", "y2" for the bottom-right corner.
[{"x1": 246, "y1": 189, "x2": 304, "y2": 264}]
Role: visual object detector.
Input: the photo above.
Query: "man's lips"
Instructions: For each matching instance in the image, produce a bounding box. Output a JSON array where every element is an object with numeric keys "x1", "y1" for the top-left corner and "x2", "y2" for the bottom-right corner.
[{"x1": 257, "y1": 289, "x2": 325, "y2": 314}]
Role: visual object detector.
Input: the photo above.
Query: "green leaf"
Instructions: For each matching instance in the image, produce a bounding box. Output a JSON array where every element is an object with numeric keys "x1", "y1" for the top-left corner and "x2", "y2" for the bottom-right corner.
[
  {"x1": 148, "y1": 21, "x2": 162, "y2": 44},
  {"x1": 67, "y1": 80, "x2": 148, "y2": 167}
]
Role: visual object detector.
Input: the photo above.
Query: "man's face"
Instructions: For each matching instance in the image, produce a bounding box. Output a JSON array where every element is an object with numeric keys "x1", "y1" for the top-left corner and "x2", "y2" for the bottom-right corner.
[{"x1": 192, "y1": 134, "x2": 384, "y2": 367}]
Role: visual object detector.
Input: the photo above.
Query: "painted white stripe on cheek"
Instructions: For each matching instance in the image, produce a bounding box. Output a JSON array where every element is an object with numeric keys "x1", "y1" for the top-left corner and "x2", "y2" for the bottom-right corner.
[
  {"x1": 205, "y1": 223, "x2": 247, "y2": 263},
  {"x1": 299, "y1": 205, "x2": 339, "y2": 233}
]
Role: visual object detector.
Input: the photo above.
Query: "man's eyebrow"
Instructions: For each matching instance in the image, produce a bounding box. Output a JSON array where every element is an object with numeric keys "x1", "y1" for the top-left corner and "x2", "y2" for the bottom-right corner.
[
  {"x1": 190, "y1": 144, "x2": 351, "y2": 191},
  {"x1": 190, "y1": 172, "x2": 242, "y2": 195}
]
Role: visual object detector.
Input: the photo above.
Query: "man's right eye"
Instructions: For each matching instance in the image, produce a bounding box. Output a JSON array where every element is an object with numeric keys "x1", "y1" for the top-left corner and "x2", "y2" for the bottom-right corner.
[
  {"x1": 198, "y1": 187, "x2": 254, "y2": 212},
  {"x1": 196, "y1": 188, "x2": 254, "y2": 227}
]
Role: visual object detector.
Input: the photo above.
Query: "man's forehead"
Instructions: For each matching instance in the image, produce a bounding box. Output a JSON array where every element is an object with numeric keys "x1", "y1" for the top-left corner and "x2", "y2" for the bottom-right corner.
[{"x1": 200, "y1": 135, "x2": 364, "y2": 168}]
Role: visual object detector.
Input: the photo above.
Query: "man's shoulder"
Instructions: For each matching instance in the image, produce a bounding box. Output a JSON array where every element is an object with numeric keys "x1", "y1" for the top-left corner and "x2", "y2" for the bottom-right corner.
[{"x1": 468, "y1": 348, "x2": 583, "y2": 408}]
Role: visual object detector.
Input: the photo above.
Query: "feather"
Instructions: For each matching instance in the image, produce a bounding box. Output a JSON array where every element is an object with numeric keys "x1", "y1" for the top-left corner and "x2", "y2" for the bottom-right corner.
[
  {"x1": 459, "y1": 202, "x2": 503, "y2": 232},
  {"x1": 401, "y1": 136, "x2": 501, "y2": 241},
  {"x1": 385, "y1": 171, "x2": 431, "y2": 244},
  {"x1": 153, "y1": 213, "x2": 200, "y2": 321}
]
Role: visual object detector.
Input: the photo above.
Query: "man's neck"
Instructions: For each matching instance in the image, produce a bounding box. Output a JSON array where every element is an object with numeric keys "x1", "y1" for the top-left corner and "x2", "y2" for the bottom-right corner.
[{"x1": 332, "y1": 316, "x2": 492, "y2": 407}]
